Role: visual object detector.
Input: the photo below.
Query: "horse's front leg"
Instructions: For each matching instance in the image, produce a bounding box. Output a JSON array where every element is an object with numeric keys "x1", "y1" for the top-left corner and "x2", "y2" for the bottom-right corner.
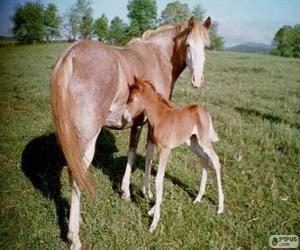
[{"x1": 121, "y1": 125, "x2": 143, "y2": 200}]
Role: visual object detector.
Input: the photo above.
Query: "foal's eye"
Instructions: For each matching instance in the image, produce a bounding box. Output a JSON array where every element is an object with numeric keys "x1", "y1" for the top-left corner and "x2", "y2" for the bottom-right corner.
[{"x1": 186, "y1": 43, "x2": 190, "y2": 48}]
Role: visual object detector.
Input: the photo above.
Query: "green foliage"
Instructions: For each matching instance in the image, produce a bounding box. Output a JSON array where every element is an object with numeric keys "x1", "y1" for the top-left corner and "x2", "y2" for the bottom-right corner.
[
  {"x1": 94, "y1": 14, "x2": 109, "y2": 41},
  {"x1": 127, "y1": 0, "x2": 157, "y2": 37},
  {"x1": 109, "y1": 17, "x2": 127, "y2": 45},
  {"x1": 271, "y1": 25, "x2": 300, "y2": 58},
  {"x1": 1, "y1": 44, "x2": 299, "y2": 249},
  {"x1": 192, "y1": 4, "x2": 205, "y2": 22},
  {"x1": 44, "y1": 4, "x2": 61, "y2": 42},
  {"x1": 160, "y1": 1, "x2": 190, "y2": 24},
  {"x1": 66, "y1": 0, "x2": 93, "y2": 39},
  {"x1": 160, "y1": 2, "x2": 224, "y2": 51},
  {"x1": 12, "y1": 2, "x2": 44, "y2": 43},
  {"x1": 209, "y1": 22, "x2": 224, "y2": 51}
]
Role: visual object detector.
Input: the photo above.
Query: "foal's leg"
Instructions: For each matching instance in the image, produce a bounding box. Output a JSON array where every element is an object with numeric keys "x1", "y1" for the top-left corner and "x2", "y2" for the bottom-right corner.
[
  {"x1": 187, "y1": 136, "x2": 210, "y2": 203},
  {"x1": 67, "y1": 130, "x2": 100, "y2": 250},
  {"x1": 203, "y1": 144, "x2": 224, "y2": 214},
  {"x1": 121, "y1": 125, "x2": 143, "y2": 200},
  {"x1": 149, "y1": 148, "x2": 170, "y2": 233},
  {"x1": 143, "y1": 132, "x2": 155, "y2": 200}
]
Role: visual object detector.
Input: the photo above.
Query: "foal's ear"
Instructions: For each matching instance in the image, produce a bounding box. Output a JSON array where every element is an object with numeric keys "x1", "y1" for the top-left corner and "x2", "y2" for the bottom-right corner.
[
  {"x1": 188, "y1": 16, "x2": 196, "y2": 30},
  {"x1": 203, "y1": 16, "x2": 211, "y2": 30},
  {"x1": 130, "y1": 76, "x2": 141, "y2": 91}
]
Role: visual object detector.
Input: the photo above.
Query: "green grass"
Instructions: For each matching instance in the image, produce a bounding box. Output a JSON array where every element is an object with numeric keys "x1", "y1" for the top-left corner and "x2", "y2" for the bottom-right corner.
[{"x1": 0, "y1": 43, "x2": 299, "y2": 249}]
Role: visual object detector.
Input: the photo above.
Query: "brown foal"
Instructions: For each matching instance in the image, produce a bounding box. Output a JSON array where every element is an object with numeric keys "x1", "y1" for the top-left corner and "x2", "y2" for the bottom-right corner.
[{"x1": 123, "y1": 78, "x2": 224, "y2": 232}]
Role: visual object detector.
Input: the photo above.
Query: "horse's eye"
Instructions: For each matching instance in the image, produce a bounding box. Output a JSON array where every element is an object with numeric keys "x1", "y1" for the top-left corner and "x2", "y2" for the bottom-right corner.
[{"x1": 186, "y1": 43, "x2": 190, "y2": 48}]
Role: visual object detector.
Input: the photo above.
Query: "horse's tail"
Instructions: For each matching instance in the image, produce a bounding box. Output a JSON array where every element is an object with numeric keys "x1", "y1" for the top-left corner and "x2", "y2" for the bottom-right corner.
[
  {"x1": 208, "y1": 114, "x2": 219, "y2": 143},
  {"x1": 51, "y1": 48, "x2": 93, "y2": 192}
]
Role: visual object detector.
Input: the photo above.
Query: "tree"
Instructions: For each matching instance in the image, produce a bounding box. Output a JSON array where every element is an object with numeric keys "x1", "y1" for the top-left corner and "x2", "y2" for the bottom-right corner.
[
  {"x1": 94, "y1": 14, "x2": 109, "y2": 41},
  {"x1": 192, "y1": 4, "x2": 205, "y2": 22},
  {"x1": 271, "y1": 25, "x2": 300, "y2": 58},
  {"x1": 65, "y1": 6, "x2": 78, "y2": 40},
  {"x1": 208, "y1": 22, "x2": 224, "y2": 51},
  {"x1": 127, "y1": 0, "x2": 157, "y2": 37},
  {"x1": 160, "y1": 1, "x2": 190, "y2": 24},
  {"x1": 80, "y1": 14, "x2": 93, "y2": 39},
  {"x1": 66, "y1": 0, "x2": 93, "y2": 40},
  {"x1": 12, "y1": 2, "x2": 44, "y2": 43},
  {"x1": 109, "y1": 17, "x2": 127, "y2": 45},
  {"x1": 44, "y1": 3, "x2": 61, "y2": 42}
]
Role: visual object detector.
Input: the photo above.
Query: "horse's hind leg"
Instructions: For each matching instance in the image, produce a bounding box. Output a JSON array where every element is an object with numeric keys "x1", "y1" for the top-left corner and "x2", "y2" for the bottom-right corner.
[
  {"x1": 121, "y1": 125, "x2": 143, "y2": 200},
  {"x1": 67, "y1": 129, "x2": 101, "y2": 250}
]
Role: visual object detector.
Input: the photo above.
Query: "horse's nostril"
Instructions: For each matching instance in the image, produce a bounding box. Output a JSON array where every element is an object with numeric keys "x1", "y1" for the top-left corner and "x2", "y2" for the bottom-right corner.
[{"x1": 191, "y1": 74, "x2": 195, "y2": 83}]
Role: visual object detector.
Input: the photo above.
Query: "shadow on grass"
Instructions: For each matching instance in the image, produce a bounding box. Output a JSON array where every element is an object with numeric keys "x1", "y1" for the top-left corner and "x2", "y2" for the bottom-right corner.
[
  {"x1": 235, "y1": 107, "x2": 300, "y2": 129},
  {"x1": 21, "y1": 133, "x2": 69, "y2": 240},
  {"x1": 20, "y1": 129, "x2": 146, "y2": 240},
  {"x1": 21, "y1": 128, "x2": 204, "y2": 239}
]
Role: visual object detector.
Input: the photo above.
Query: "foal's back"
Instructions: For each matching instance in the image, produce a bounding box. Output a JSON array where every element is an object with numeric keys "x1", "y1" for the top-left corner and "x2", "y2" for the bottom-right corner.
[{"x1": 154, "y1": 103, "x2": 211, "y2": 148}]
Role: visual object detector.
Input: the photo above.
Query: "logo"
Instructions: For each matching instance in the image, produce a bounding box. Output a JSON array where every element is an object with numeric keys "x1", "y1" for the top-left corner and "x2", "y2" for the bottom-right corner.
[{"x1": 269, "y1": 235, "x2": 299, "y2": 248}]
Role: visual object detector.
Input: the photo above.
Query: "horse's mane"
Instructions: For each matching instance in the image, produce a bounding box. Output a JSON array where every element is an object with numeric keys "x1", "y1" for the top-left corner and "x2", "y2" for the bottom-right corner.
[
  {"x1": 126, "y1": 23, "x2": 182, "y2": 46},
  {"x1": 125, "y1": 20, "x2": 209, "y2": 47}
]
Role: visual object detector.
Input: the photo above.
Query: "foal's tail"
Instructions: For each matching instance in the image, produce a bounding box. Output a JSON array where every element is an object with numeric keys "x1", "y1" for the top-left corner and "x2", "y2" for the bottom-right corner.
[
  {"x1": 208, "y1": 114, "x2": 219, "y2": 143},
  {"x1": 51, "y1": 49, "x2": 92, "y2": 192}
]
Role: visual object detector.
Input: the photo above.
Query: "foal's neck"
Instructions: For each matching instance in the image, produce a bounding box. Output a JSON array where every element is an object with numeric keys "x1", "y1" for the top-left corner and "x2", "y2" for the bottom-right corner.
[{"x1": 142, "y1": 86, "x2": 173, "y2": 126}]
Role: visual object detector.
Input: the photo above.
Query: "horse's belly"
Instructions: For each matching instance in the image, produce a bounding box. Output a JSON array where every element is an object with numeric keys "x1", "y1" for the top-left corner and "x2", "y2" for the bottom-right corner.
[{"x1": 104, "y1": 108, "x2": 133, "y2": 129}]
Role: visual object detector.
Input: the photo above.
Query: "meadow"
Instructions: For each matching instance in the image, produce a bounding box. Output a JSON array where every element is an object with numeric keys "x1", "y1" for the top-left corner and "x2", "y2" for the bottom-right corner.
[{"x1": 0, "y1": 43, "x2": 299, "y2": 249}]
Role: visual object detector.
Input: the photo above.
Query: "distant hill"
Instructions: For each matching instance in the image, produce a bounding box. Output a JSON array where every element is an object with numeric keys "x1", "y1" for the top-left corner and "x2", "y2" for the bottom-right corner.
[{"x1": 226, "y1": 43, "x2": 272, "y2": 54}]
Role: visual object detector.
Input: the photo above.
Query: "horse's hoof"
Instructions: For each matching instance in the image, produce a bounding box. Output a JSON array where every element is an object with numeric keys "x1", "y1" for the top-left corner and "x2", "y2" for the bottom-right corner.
[
  {"x1": 217, "y1": 208, "x2": 224, "y2": 214},
  {"x1": 121, "y1": 192, "x2": 131, "y2": 201},
  {"x1": 68, "y1": 232, "x2": 81, "y2": 250}
]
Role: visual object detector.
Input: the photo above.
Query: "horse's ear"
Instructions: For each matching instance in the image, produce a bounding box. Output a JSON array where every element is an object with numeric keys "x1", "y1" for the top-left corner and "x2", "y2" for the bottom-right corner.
[
  {"x1": 188, "y1": 16, "x2": 196, "y2": 30},
  {"x1": 203, "y1": 16, "x2": 211, "y2": 30}
]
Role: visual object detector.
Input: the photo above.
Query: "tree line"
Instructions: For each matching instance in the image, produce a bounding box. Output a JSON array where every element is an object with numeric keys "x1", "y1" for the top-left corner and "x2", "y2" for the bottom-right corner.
[
  {"x1": 12, "y1": 0, "x2": 300, "y2": 57},
  {"x1": 271, "y1": 25, "x2": 300, "y2": 58},
  {"x1": 12, "y1": 0, "x2": 224, "y2": 50}
]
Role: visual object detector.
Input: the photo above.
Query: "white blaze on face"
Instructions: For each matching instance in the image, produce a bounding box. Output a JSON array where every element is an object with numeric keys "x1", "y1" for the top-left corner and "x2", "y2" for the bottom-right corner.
[
  {"x1": 185, "y1": 17, "x2": 211, "y2": 88},
  {"x1": 186, "y1": 39, "x2": 205, "y2": 88}
]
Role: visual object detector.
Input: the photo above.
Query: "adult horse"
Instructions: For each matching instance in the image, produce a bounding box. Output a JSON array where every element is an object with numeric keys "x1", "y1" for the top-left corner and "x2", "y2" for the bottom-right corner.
[{"x1": 51, "y1": 16, "x2": 211, "y2": 249}]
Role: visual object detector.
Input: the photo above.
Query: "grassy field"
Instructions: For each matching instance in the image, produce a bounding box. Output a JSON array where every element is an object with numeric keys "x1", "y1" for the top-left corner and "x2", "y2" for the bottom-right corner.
[{"x1": 0, "y1": 43, "x2": 299, "y2": 249}]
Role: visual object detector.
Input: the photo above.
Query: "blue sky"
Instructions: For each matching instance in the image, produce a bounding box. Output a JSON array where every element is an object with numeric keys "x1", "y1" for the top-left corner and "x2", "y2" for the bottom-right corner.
[{"x1": 1, "y1": 0, "x2": 300, "y2": 47}]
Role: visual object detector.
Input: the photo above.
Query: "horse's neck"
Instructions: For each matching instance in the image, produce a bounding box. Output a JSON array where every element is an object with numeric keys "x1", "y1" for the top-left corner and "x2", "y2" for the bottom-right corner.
[{"x1": 148, "y1": 26, "x2": 187, "y2": 85}]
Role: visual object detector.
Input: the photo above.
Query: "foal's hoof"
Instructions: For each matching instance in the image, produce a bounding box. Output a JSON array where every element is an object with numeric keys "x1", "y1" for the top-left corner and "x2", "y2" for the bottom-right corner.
[
  {"x1": 148, "y1": 205, "x2": 155, "y2": 216},
  {"x1": 149, "y1": 222, "x2": 157, "y2": 233},
  {"x1": 193, "y1": 198, "x2": 202, "y2": 204},
  {"x1": 142, "y1": 187, "x2": 153, "y2": 200}
]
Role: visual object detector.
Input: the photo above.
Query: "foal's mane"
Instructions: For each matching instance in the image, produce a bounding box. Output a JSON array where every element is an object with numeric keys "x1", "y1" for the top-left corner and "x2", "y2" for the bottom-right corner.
[{"x1": 140, "y1": 80, "x2": 174, "y2": 108}]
